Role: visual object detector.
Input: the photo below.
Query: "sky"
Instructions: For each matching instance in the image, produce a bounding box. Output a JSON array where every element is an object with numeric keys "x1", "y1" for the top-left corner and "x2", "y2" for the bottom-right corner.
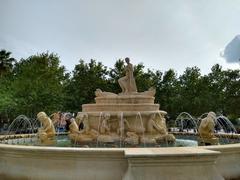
[{"x1": 0, "y1": 0, "x2": 240, "y2": 75}]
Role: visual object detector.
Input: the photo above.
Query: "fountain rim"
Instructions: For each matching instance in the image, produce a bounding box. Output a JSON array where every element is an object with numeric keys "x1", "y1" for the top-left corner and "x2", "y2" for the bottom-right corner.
[
  {"x1": 1, "y1": 133, "x2": 240, "y2": 152},
  {"x1": 0, "y1": 142, "x2": 225, "y2": 157}
]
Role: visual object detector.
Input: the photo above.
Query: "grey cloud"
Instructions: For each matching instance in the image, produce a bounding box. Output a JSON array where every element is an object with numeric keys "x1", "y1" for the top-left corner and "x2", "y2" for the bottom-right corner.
[
  {"x1": 0, "y1": 0, "x2": 240, "y2": 74},
  {"x1": 222, "y1": 35, "x2": 240, "y2": 63}
]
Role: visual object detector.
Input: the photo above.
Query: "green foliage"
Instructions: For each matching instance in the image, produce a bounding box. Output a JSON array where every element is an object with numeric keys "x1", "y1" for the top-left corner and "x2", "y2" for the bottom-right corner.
[
  {"x1": 0, "y1": 49, "x2": 16, "y2": 77},
  {"x1": 64, "y1": 59, "x2": 110, "y2": 112},
  {"x1": 2, "y1": 52, "x2": 67, "y2": 118},
  {"x1": 0, "y1": 49, "x2": 239, "y2": 123}
]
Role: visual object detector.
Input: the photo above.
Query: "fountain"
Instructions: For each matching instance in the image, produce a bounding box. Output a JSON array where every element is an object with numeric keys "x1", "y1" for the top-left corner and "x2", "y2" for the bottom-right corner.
[
  {"x1": 51, "y1": 57, "x2": 175, "y2": 147},
  {"x1": 0, "y1": 58, "x2": 240, "y2": 180}
]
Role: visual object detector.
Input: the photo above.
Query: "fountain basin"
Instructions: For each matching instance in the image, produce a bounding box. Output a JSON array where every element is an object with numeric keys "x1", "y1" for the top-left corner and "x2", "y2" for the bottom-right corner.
[
  {"x1": 1, "y1": 133, "x2": 240, "y2": 180},
  {"x1": 0, "y1": 143, "x2": 227, "y2": 180},
  {"x1": 205, "y1": 144, "x2": 240, "y2": 180}
]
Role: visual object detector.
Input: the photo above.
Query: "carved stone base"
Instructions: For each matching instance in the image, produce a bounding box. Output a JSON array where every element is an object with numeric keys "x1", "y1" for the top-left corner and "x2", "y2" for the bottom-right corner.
[
  {"x1": 138, "y1": 134, "x2": 176, "y2": 145},
  {"x1": 140, "y1": 136, "x2": 157, "y2": 144},
  {"x1": 69, "y1": 134, "x2": 94, "y2": 144},
  {"x1": 97, "y1": 135, "x2": 115, "y2": 143},
  {"x1": 156, "y1": 134, "x2": 176, "y2": 143},
  {"x1": 198, "y1": 137, "x2": 219, "y2": 146}
]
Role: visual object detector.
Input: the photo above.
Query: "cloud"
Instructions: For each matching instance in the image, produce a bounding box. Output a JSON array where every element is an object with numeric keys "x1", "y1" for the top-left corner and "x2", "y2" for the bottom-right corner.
[
  {"x1": 222, "y1": 35, "x2": 240, "y2": 63},
  {"x1": 1, "y1": 0, "x2": 240, "y2": 74}
]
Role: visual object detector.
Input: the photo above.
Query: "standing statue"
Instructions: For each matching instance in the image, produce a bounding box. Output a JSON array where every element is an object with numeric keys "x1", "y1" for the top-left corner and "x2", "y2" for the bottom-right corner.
[
  {"x1": 198, "y1": 111, "x2": 219, "y2": 145},
  {"x1": 118, "y1": 57, "x2": 137, "y2": 94},
  {"x1": 37, "y1": 112, "x2": 56, "y2": 144}
]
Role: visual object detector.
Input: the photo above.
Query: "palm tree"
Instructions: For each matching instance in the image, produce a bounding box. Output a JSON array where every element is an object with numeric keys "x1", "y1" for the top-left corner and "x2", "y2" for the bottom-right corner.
[{"x1": 0, "y1": 49, "x2": 16, "y2": 77}]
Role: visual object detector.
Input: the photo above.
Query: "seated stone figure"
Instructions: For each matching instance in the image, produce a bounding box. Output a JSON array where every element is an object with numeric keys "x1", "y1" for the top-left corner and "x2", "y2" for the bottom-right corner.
[
  {"x1": 147, "y1": 112, "x2": 167, "y2": 134},
  {"x1": 124, "y1": 132, "x2": 139, "y2": 146},
  {"x1": 97, "y1": 113, "x2": 115, "y2": 143},
  {"x1": 117, "y1": 118, "x2": 131, "y2": 136},
  {"x1": 76, "y1": 112, "x2": 98, "y2": 137},
  {"x1": 99, "y1": 113, "x2": 111, "y2": 134},
  {"x1": 118, "y1": 57, "x2": 137, "y2": 94},
  {"x1": 146, "y1": 112, "x2": 175, "y2": 143},
  {"x1": 198, "y1": 112, "x2": 217, "y2": 139},
  {"x1": 198, "y1": 112, "x2": 219, "y2": 145},
  {"x1": 67, "y1": 114, "x2": 98, "y2": 143},
  {"x1": 37, "y1": 112, "x2": 56, "y2": 143},
  {"x1": 75, "y1": 112, "x2": 87, "y2": 130}
]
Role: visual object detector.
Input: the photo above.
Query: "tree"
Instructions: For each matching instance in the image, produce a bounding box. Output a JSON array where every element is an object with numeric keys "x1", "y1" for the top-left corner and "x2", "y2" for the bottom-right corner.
[
  {"x1": 206, "y1": 64, "x2": 226, "y2": 113},
  {"x1": 158, "y1": 69, "x2": 180, "y2": 118},
  {"x1": 178, "y1": 67, "x2": 203, "y2": 115},
  {"x1": 64, "y1": 59, "x2": 110, "y2": 112},
  {"x1": 11, "y1": 52, "x2": 67, "y2": 117},
  {"x1": 222, "y1": 69, "x2": 240, "y2": 118},
  {"x1": 0, "y1": 49, "x2": 16, "y2": 77}
]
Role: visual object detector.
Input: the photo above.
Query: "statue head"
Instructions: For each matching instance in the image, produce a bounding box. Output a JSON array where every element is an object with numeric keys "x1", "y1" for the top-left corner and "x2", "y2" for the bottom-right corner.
[
  {"x1": 95, "y1": 89, "x2": 102, "y2": 97},
  {"x1": 207, "y1": 111, "x2": 216, "y2": 120},
  {"x1": 125, "y1": 57, "x2": 130, "y2": 64},
  {"x1": 37, "y1": 112, "x2": 47, "y2": 122}
]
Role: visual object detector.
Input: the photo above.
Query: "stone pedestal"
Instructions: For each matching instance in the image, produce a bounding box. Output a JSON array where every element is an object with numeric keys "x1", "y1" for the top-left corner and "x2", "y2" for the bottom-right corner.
[
  {"x1": 81, "y1": 94, "x2": 172, "y2": 141},
  {"x1": 123, "y1": 147, "x2": 223, "y2": 180},
  {"x1": 198, "y1": 137, "x2": 219, "y2": 146}
]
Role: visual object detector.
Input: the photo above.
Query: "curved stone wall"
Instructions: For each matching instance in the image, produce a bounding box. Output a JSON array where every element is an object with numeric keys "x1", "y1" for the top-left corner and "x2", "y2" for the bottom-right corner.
[
  {"x1": 0, "y1": 143, "x2": 227, "y2": 180},
  {"x1": 82, "y1": 104, "x2": 160, "y2": 112},
  {"x1": 95, "y1": 95, "x2": 155, "y2": 104}
]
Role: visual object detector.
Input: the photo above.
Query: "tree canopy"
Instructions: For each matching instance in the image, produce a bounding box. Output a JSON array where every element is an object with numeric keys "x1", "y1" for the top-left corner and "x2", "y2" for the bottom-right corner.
[{"x1": 0, "y1": 50, "x2": 239, "y2": 125}]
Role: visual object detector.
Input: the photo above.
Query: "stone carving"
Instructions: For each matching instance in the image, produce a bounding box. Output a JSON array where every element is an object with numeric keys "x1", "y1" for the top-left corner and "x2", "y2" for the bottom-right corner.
[
  {"x1": 66, "y1": 113, "x2": 98, "y2": 143},
  {"x1": 37, "y1": 112, "x2": 56, "y2": 143},
  {"x1": 75, "y1": 112, "x2": 88, "y2": 131},
  {"x1": 139, "y1": 87, "x2": 156, "y2": 97},
  {"x1": 75, "y1": 60, "x2": 175, "y2": 146},
  {"x1": 117, "y1": 117, "x2": 131, "y2": 135},
  {"x1": 144, "y1": 111, "x2": 175, "y2": 143},
  {"x1": 118, "y1": 57, "x2": 137, "y2": 94},
  {"x1": 124, "y1": 132, "x2": 139, "y2": 145},
  {"x1": 100, "y1": 113, "x2": 111, "y2": 134},
  {"x1": 97, "y1": 113, "x2": 115, "y2": 143},
  {"x1": 198, "y1": 112, "x2": 219, "y2": 145},
  {"x1": 147, "y1": 112, "x2": 167, "y2": 134},
  {"x1": 95, "y1": 89, "x2": 118, "y2": 97}
]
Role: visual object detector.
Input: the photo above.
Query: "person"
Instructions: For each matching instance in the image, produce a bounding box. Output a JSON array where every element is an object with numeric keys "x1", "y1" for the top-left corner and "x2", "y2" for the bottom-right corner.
[{"x1": 118, "y1": 57, "x2": 137, "y2": 94}]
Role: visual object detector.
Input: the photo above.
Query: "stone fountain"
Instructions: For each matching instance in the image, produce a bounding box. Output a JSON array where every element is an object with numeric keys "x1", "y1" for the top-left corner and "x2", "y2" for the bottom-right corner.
[
  {"x1": 1, "y1": 58, "x2": 240, "y2": 180},
  {"x1": 69, "y1": 57, "x2": 175, "y2": 145}
]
